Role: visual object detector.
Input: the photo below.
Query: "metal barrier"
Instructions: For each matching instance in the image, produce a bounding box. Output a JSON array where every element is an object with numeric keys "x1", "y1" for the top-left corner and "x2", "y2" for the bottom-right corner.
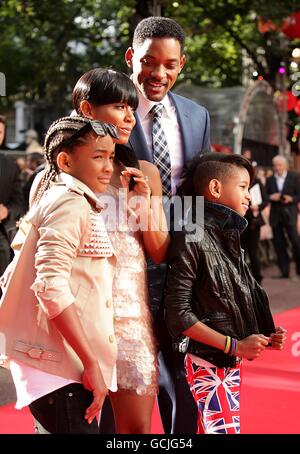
[{"x1": 0, "y1": 149, "x2": 26, "y2": 158}]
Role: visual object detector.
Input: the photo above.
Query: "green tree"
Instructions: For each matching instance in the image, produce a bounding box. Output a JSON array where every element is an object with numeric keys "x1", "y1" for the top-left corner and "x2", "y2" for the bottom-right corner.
[
  {"x1": 0, "y1": 0, "x2": 136, "y2": 111},
  {"x1": 162, "y1": 0, "x2": 300, "y2": 88},
  {"x1": 1, "y1": 0, "x2": 299, "y2": 111}
]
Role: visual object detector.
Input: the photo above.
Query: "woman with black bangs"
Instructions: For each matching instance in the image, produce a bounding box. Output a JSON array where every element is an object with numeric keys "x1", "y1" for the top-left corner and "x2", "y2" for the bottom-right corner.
[{"x1": 72, "y1": 68, "x2": 170, "y2": 434}]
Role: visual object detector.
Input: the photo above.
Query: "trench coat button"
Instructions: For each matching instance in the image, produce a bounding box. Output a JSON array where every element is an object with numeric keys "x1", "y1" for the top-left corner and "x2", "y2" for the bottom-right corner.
[
  {"x1": 109, "y1": 335, "x2": 114, "y2": 343},
  {"x1": 106, "y1": 299, "x2": 112, "y2": 308}
]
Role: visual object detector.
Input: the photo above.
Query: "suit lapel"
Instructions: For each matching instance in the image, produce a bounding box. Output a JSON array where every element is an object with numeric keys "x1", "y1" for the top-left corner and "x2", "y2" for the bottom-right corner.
[
  {"x1": 169, "y1": 92, "x2": 193, "y2": 165},
  {"x1": 130, "y1": 93, "x2": 194, "y2": 166},
  {"x1": 0, "y1": 155, "x2": 5, "y2": 201},
  {"x1": 271, "y1": 175, "x2": 280, "y2": 193},
  {"x1": 281, "y1": 172, "x2": 290, "y2": 194},
  {"x1": 129, "y1": 114, "x2": 153, "y2": 162}
]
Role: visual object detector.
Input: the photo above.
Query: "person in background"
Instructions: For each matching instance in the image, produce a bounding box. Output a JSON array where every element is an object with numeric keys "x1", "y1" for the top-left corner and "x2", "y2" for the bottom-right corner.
[
  {"x1": 266, "y1": 155, "x2": 300, "y2": 279},
  {"x1": 0, "y1": 115, "x2": 8, "y2": 150},
  {"x1": 15, "y1": 157, "x2": 32, "y2": 186},
  {"x1": 24, "y1": 129, "x2": 44, "y2": 154},
  {"x1": 0, "y1": 116, "x2": 24, "y2": 293},
  {"x1": 241, "y1": 151, "x2": 268, "y2": 285},
  {"x1": 23, "y1": 152, "x2": 45, "y2": 209},
  {"x1": 256, "y1": 166, "x2": 267, "y2": 186},
  {"x1": 242, "y1": 148, "x2": 257, "y2": 167}
]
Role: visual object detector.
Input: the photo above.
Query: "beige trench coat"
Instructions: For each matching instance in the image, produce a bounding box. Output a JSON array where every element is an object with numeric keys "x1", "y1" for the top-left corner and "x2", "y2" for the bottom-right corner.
[{"x1": 0, "y1": 174, "x2": 117, "y2": 387}]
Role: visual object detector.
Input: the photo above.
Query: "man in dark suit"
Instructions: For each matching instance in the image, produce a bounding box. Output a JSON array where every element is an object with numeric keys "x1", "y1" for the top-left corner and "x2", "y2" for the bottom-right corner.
[
  {"x1": 241, "y1": 150, "x2": 268, "y2": 285},
  {"x1": 0, "y1": 115, "x2": 11, "y2": 151},
  {"x1": 124, "y1": 17, "x2": 211, "y2": 434},
  {"x1": 0, "y1": 117, "x2": 25, "y2": 290},
  {"x1": 241, "y1": 175, "x2": 268, "y2": 285},
  {"x1": 266, "y1": 155, "x2": 300, "y2": 278}
]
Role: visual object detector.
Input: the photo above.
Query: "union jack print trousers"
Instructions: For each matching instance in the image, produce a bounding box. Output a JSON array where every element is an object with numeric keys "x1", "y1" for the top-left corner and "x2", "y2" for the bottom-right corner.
[{"x1": 185, "y1": 354, "x2": 241, "y2": 434}]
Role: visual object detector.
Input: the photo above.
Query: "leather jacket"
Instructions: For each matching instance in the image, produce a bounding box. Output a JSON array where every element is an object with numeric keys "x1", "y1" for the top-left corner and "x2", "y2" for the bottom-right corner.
[{"x1": 165, "y1": 202, "x2": 275, "y2": 368}]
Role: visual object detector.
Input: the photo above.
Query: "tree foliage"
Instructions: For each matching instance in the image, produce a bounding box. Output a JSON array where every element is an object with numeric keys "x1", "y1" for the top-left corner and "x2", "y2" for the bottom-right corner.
[
  {"x1": 0, "y1": 0, "x2": 136, "y2": 110},
  {"x1": 0, "y1": 0, "x2": 299, "y2": 111},
  {"x1": 162, "y1": 0, "x2": 300, "y2": 88}
]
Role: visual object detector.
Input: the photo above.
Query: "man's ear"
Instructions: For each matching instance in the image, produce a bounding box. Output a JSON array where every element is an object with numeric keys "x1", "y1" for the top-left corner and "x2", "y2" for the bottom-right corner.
[
  {"x1": 57, "y1": 151, "x2": 71, "y2": 173},
  {"x1": 208, "y1": 179, "x2": 222, "y2": 199},
  {"x1": 179, "y1": 54, "x2": 186, "y2": 73},
  {"x1": 125, "y1": 47, "x2": 134, "y2": 68},
  {"x1": 80, "y1": 100, "x2": 93, "y2": 119}
]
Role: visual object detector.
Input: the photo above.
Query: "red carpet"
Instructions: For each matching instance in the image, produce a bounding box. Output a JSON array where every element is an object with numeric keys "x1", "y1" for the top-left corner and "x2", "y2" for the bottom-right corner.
[
  {"x1": 0, "y1": 309, "x2": 299, "y2": 434},
  {"x1": 0, "y1": 403, "x2": 34, "y2": 434},
  {"x1": 240, "y1": 307, "x2": 300, "y2": 434},
  {"x1": 0, "y1": 401, "x2": 164, "y2": 434}
]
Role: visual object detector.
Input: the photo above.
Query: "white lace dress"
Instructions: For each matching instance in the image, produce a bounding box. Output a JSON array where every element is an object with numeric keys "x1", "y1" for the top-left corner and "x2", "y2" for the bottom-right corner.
[{"x1": 102, "y1": 186, "x2": 158, "y2": 395}]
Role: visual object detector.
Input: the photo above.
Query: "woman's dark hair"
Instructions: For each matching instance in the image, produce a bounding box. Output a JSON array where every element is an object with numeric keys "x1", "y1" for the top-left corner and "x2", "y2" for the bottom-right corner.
[
  {"x1": 114, "y1": 144, "x2": 140, "y2": 191},
  {"x1": 73, "y1": 68, "x2": 139, "y2": 114},
  {"x1": 115, "y1": 144, "x2": 139, "y2": 169},
  {"x1": 178, "y1": 152, "x2": 255, "y2": 197},
  {"x1": 33, "y1": 116, "x2": 117, "y2": 206}
]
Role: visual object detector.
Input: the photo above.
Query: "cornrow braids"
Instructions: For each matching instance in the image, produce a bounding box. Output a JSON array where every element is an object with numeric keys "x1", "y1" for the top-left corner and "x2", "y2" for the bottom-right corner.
[{"x1": 32, "y1": 116, "x2": 118, "y2": 206}]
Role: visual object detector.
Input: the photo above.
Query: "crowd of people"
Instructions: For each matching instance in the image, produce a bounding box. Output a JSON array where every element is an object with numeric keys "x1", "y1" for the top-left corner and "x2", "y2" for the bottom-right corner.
[{"x1": 0, "y1": 16, "x2": 292, "y2": 435}]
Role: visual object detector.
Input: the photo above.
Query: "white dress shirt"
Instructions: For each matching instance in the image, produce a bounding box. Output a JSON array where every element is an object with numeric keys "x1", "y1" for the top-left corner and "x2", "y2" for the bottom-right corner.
[
  {"x1": 274, "y1": 171, "x2": 287, "y2": 193},
  {"x1": 136, "y1": 90, "x2": 184, "y2": 195}
]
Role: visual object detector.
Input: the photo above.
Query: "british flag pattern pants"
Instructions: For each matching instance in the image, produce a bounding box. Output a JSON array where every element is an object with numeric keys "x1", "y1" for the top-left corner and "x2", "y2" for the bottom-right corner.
[{"x1": 185, "y1": 354, "x2": 241, "y2": 434}]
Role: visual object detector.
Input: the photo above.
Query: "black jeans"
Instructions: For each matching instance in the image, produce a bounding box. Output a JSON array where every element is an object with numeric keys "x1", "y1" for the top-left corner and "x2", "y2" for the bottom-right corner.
[
  {"x1": 29, "y1": 383, "x2": 99, "y2": 434},
  {"x1": 241, "y1": 225, "x2": 262, "y2": 284},
  {"x1": 272, "y1": 222, "x2": 300, "y2": 276},
  {"x1": 148, "y1": 261, "x2": 198, "y2": 434}
]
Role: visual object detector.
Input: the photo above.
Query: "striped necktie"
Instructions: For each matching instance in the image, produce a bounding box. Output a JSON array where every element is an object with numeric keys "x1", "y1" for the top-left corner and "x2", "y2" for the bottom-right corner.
[{"x1": 150, "y1": 103, "x2": 172, "y2": 197}]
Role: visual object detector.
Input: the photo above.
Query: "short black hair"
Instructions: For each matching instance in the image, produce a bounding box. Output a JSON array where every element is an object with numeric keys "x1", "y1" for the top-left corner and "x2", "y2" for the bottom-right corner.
[
  {"x1": 115, "y1": 144, "x2": 139, "y2": 169},
  {"x1": 133, "y1": 17, "x2": 185, "y2": 52},
  {"x1": 179, "y1": 153, "x2": 254, "y2": 197},
  {"x1": 194, "y1": 154, "x2": 254, "y2": 196},
  {"x1": 0, "y1": 115, "x2": 6, "y2": 126},
  {"x1": 73, "y1": 68, "x2": 138, "y2": 114}
]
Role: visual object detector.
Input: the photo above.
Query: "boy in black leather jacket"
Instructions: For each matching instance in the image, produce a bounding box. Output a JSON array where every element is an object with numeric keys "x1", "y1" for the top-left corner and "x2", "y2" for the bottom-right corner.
[{"x1": 164, "y1": 153, "x2": 286, "y2": 434}]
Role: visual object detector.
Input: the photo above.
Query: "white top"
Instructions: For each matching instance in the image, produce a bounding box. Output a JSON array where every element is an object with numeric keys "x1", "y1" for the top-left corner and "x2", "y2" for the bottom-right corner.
[
  {"x1": 136, "y1": 90, "x2": 184, "y2": 195},
  {"x1": 10, "y1": 360, "x2": 117, "y2": 409}
]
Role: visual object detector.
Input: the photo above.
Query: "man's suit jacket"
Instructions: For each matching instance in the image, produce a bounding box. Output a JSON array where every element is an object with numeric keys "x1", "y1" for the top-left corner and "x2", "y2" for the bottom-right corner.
[
  {"x1": 0, "y1": 153, "x2": 24, "y2": 239},
  {"x1": 128, "y1": 92, "x2": 211, "y2": 167},
  {"x1": 125, "y1": 91, "x2": 210, "y2": 321},
  {"x1": 266, "y1": 171, "x2": 300, "y2": 227}
]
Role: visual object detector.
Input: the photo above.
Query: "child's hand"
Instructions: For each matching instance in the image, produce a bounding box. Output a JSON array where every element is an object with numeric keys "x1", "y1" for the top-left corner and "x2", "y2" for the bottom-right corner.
[
  {"x1": 269, "y1": 326, "x2": 287, "y2": 350},
  {"x1": 236, "y1": 334, "x2": 269, "y2": 360},
  {"x1": 82, "y1": 361, "x2": 108, "y2": 424}
]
